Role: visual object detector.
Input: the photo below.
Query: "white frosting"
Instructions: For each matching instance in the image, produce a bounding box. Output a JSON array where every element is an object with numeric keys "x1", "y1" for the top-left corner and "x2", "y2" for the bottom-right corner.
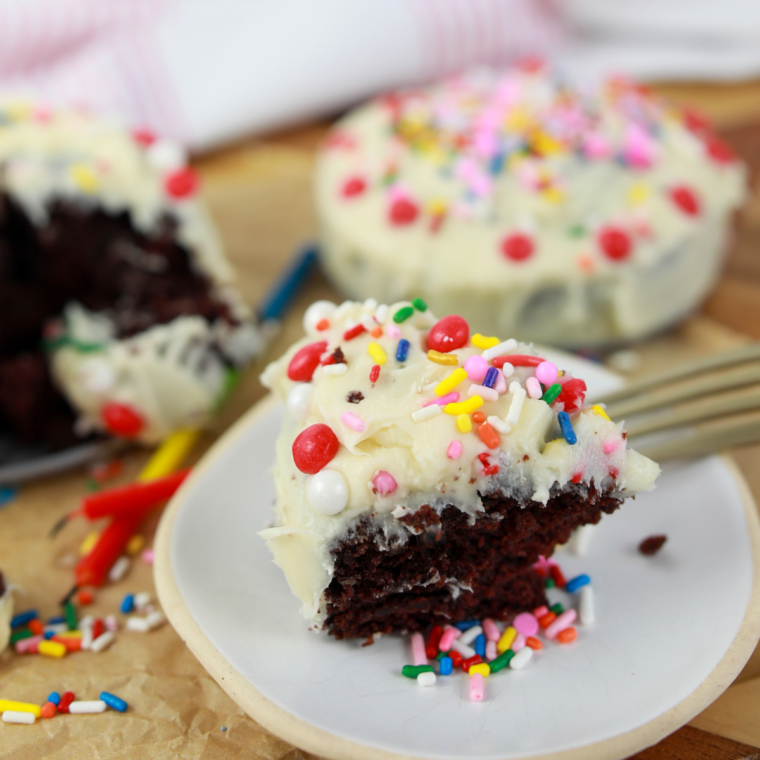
[
  {"x1": 0, "y1": 100, "x2": 261, "y2": 443},
  {"x1": 315, "y1": 68, "x2": 746, "y2": 346},
  {"x1": 260, "y1": 299, "x2": 659, "y2": 627}
]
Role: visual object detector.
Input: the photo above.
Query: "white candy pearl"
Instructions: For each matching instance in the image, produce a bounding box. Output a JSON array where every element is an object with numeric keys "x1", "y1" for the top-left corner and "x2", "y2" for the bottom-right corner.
[
  {"x1": 77, "y1": 358, "x2": 115, "y2": 394},
  {"x1": 287, "y1": 383, "x2": 313, "y2": 422},
  {"x1": 145, "y1": 139, "x2": 186, "y2": 172},
  {"x1": 307, "y1": 470, "x2": 349, "y2": 515},
  {"x1": 303, "y1": 301, "x2": 336, "y2": 335}
]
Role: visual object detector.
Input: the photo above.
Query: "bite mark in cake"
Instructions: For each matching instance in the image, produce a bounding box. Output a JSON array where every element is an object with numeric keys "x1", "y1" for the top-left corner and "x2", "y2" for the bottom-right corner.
[{"x1": 260, "y1": 299, "x2": 659, "y2": 638}]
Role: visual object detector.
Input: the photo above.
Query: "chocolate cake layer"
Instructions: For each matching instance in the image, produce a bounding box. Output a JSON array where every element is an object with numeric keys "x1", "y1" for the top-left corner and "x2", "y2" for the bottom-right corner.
[
  {"x1": 0, "y1": 195, "x2": 233, "y2": 447},
  {"x1": 324, "y1": 483, "x2": 621, "y2": 639}
]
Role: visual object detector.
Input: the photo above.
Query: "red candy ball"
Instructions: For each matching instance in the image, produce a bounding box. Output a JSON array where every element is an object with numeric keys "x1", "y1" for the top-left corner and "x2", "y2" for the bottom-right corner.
[
  {"x1": 389, "y1": 197, "x2": 419, "y2": 226},
  {"x1": 132, "y1": 128, "x2": 157, "y2": 146},
  {"x1": 287, "y1": 341, "x2": 328, "y2": 382},
  {"x1": 165, "y1": 168, "x2": 199, "y2": 199},
  {"x1": 292, "y1": 424, "x2": 340, "y2": 474},
  {"x1": 670, "y1": 186, "x2": 700, "y2": 217},
  {"x1": 706, "y1": 138, "x2": 735, "y2": 165},
  {"x1": 427, "y1": 315, "x2": 470, "y2": 353},
  {"x1": 500, "y1": 233, "x2": 534, "y2": 262},
  {"x1": 342, "y1": 176, "x2": 366, "y2": 198},
  {"x1": 598, "y1": 226, "x2": 632, "y2": 262},
  {"x1": 555, "y1": 378, "x2": 587, "y2": 414},
  {"x1": 101, "y1": 402, "x2": 145, "y2": 438}
]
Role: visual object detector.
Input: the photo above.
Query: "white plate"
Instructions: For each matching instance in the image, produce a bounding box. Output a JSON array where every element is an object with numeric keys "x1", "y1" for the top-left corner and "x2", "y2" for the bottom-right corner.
[{"x1": 155, "y1": 353, "x2": 760, "y2": 760}]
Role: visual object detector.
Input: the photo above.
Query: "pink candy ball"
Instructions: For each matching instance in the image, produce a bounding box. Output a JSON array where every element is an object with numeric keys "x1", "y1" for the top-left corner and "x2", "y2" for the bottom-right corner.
[
  {"x1": 372, "y1": 471, "x2": 397, "y2": 496},
  {"x1": 513, "y1": 612, "x2": 539, "y2": 637},
  {"x1": 464, "y1": 355, "x2": 489, "y2": 382},
  {"x1": 535, "y1": 361, "x2": 558, "y2": 386}
]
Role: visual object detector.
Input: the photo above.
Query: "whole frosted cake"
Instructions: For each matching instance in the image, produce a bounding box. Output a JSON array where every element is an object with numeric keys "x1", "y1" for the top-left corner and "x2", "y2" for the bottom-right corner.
[
  {"x1": 261, "y1": 299, "x2": 659, "y2": 639},
  {"x1": 0, "y1": 101, "x2": 261, "y2": 446},
  {"x1": 315, "y1": 66, "x2": 746, "y2": 347}
]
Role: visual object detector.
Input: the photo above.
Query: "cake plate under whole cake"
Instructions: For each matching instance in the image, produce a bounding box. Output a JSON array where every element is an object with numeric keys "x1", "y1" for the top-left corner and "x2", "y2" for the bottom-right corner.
[{"x1": 154, "y1": 352, "x2": 760, "y2": 760}]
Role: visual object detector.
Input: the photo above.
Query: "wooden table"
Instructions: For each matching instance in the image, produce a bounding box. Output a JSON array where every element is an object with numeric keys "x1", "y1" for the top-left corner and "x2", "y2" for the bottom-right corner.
[{"x1": 1, "y1": 80, "x2": 760, "y2": 760}]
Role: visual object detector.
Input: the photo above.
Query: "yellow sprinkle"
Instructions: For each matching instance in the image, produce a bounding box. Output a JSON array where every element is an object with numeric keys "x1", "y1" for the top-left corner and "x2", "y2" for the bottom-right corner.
[
  {"x1": 126, "y1": 534, "x2": 145, "y2": 557},
  {"x1": 445, "y1": 396, "x2": 483, "y2": 415},
  {"x1": 471, "y1": 334, "x2": 500, "y2": 350},
  {"x1": 592, "y1": 404, "x2": 610, "y2": 421},
  {"x1": 69, "y1": 163, "x2": 99, "y2": 194},
  {"x1": 58, "y1": 630, "x2": 82, "y2": 638},
  {"x1": 457, "y1": 413, "x2": 472, "y2": 433},
  {"x1": 497, "y1": 626, "x2": 517, "y2": 654},
  {"x1": 628, "y1": 183, "x2": 650, "y2": 206},
  {"x1": 139, "y1": 428, "x2": 200, "y2": 482},
  {"x1": 542, "y1": 186, "x2": 564, "y2": 204},
  {"x1": 435, "y1": 368, "x2": 468, "y2": 397},
  {"x1": 38, "y1": 640, "x2": 67, "y2": 658},
  {"x1": 367, "y1": 342, "x2": 387, "y2": 366},
  {"x1": 80, "y1": 530, "x2": 100, "y2": 557},
  {"x1": 506, "y1": 107, "x2": 530, "y2": 131},
  {"x1": 0, "y1": 700, "x2": 41, "y2": 718},
  {"x1": 6, "y1": 102, "x2": 31, "y2": 121},
  {"x1": 426, "y1": 199, "x2": 448, "y2": 216},
  {"x1": 533, "y1": 132, "x2": 563, "y2": 156},
  {"x1": 469, "y1": 663, "x2": 491, "y2": 677},
  {"x1": 427, "y1": 350, "x2": 458, "y2": 366}
]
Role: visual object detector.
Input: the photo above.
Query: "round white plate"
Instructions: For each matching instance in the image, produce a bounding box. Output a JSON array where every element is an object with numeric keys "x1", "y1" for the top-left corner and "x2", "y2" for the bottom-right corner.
[{"x1": 155, "y1": 353, "x2": 760, "y2": 760}]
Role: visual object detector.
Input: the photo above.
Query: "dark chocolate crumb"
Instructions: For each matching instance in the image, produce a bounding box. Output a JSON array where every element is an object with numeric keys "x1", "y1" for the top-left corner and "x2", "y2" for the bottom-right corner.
[
  {"x1": 332, "y1": 347, "x2": 346, "y2": 364},
  {"x1": 346, "y1": 390, "x2": 364, "y2": 404},
  {"x1": 639, "y1": 534, "x2": 667, "y2": 555}
]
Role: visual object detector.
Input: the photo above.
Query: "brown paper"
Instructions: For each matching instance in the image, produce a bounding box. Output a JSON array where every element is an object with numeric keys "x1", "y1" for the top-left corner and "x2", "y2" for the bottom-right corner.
[{"x1": 1, "y1": 102, "x2": 760, "y2": 758}]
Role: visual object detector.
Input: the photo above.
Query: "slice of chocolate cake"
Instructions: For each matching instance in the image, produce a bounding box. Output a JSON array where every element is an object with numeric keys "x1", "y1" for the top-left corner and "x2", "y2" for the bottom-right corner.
[
  {"x1": 260, "y1": 300, "x2": 659, "y2": 639},
  {"x1": 0, "y1": 102, "x2": 261, "y2": 448}
]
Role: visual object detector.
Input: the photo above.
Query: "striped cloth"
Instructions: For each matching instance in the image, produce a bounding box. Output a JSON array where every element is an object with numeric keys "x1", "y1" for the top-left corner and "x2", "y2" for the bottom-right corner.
[{"x1": 0, "y1": 0, "x2": 758, "y2": 151}]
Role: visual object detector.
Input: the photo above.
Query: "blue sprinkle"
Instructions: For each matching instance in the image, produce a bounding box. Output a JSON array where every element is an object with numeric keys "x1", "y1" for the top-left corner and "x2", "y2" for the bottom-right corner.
[
  {"x1": 100, "y1": 692, "x2": 128, "y2": 713},
  {"x1": 48, "y1": 692, "x2": 60, "y2": 706},
  {"x1": 0, "y1": 486, "x2": 17, "y2": 508},
  {"x1": 558, "y1": 411, "x2": 577, "y2": 445},
  {"x1": 47, "y1": 615, "x2": 65, "y2": 625},
  {"x1": 120, "y1": 594, "x2": 135, "y2": 614},
  {"x1": 396, "y1": 339, "x2": 410, "y2": 363},
  {"x1": 565, "y1": 574, "x2": 591, "y2": 593},
  {"x1": 44, "y1": 631, "x2": 55, "y2": 640},
  {"x1": 454, "y1": 619, "x2": 480, "y2": 631},
  {"x1": 474, "y1": 634, "x2": 486, "y2": 658},
  {"x1": 10, "y1": 609, "x2": 37, "y2": 628},
  {"x1": 439, "y1": 656, "x2": 453, "y2": 676},
  {"x1": 489, "y1": 154, "x2": 505, "y2": 175},
  {"x1": 482, "y1": 367, "x2": 499, "y2": 389},
  {"x1": 221, "y1": 726, "x2": 227, "y2": 732}
]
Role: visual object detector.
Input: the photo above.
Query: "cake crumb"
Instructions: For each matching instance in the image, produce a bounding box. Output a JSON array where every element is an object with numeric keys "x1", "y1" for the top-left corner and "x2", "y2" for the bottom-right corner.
[
  {"x1": 346, "y1": 390, "x2": 364, "y2": 404},
  {"x1": 639, "y1": 534, "x2": 667, "y2": 555}
]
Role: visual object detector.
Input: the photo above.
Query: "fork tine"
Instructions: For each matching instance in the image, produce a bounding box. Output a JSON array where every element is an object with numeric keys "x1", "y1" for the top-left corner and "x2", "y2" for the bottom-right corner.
[
  {"x1": 604, "y1": 363, "x2": 760, "y2": 419},
  {"x1": 624, "y1": 387, "x2": 760, "y2": 437},
  {"x1": 633, "y1": 412, "x2": 760, "y2": 462},
  {"x1": 592, "y1": 342, "x2": 760, "y2": 405}
]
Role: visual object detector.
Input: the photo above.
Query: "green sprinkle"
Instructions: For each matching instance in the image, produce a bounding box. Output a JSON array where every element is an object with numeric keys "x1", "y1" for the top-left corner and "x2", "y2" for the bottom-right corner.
[
  {"x1": 541, "y1": 383, "x2": 562, "y2": 405},
  {"x1": 411, "y1": 298, "x2": 428, "y2": 312},
  {"x1": 568, "y1": 224, "x2": 586, "y2": 238},
  {"x1": 10, "y1": 628, "x2": 33, "y2": 644},
  {"x1": 393, "y1": 306, "x2": 414, "y2": 324},
  {"x1": 550, "y1": 602, "x2": 565, "y2": 615},
  {"x1": 545, "y1": 578, "x2": 555, "y2": 589},
  {"x1": 436, "y1": 651, "x2": 447, "y2": 661},
  {"x1": 64, "y1": 601, "x2": 78, "y2": 632},
  {"x1": 215, "y1": 367, "x2": 241, "y2": 410},
  {"x1": 489, "y1": 649, "x2": 515, "y2": 673},
  {"x1": 85, "y1": 479, "x2": 101, "y2": 493},
  {"x1": 402, "y1": 664, "x2": 434, "y2": 679}
]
